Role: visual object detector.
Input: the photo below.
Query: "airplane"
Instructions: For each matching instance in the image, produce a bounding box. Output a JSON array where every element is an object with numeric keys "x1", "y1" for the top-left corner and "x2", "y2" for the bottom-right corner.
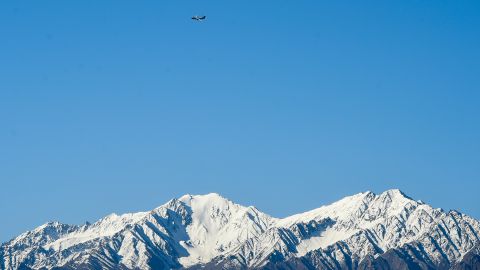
[{"x1": 192, "y1": 15, "x2": 206, "y2": 21}]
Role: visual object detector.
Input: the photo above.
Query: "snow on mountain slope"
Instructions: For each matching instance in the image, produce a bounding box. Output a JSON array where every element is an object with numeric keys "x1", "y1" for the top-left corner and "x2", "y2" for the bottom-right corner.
[
  {"x1": 195, "y1": 190, "x2": 480, "y2": 269},
  {"x1": 2, "y1": 190, "x2": 479, "y2": 270},
  {"x1": 174, "y1": 193, "x2": 274, "y2": 266},
  {"x1": 263, "y1": 209, "x2": 480, "y2": 270},
  {"x1": 268, "y1": 190, "x2": 429, "y2": 258},
  {"x1": 44, "y1": 212, "x2": 148, "y2": 251}
]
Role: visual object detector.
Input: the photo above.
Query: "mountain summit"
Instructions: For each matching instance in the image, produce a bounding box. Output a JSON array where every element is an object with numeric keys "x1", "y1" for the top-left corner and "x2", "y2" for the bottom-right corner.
[{"x1": 2, "y1": 190, "x2": 479, "y2": 270}]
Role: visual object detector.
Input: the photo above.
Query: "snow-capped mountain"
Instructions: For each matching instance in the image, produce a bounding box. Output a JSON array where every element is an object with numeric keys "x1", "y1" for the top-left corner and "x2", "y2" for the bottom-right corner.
[{"x1": 2, "y1": 190, "x2": 479, "y2": 270}]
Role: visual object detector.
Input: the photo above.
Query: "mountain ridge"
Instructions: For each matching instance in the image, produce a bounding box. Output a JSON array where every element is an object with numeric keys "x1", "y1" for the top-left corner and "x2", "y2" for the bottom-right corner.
[{"x1": 2, "y1": 189, "x2": 479, "y2": 270}]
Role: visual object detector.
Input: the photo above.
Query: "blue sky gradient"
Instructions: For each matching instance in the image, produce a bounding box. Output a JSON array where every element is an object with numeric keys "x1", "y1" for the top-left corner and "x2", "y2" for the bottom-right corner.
[{"x1": 1, "y1": 1, "x2": 479, "y2": 242}]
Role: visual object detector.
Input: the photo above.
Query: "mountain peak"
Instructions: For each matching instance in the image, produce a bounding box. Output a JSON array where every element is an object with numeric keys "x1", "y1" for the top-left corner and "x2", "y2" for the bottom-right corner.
[
  {"x1": 3, "y1": 189, "x2": 479, "y2": 270},
  {"x1": 178, "y1": 192, "x2": 226, "y2": 203},
  {"x1": 377, "y1": 189, "x2": 415, "y2": 208},
  {"x1": 176, "y1": 193, "x2": 237, "y2": 214},
  {"x1": 381, "y1": 188, "x2": 408, "y2": 197}
]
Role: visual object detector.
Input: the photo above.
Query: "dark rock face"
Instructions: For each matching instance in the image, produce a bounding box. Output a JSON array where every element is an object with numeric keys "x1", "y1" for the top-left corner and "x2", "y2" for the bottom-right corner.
[
  {"x1": 452, "y1": 247, "x2": 480, "y2": 270},
  {"x1": 261, "y1": 244, "x2": 480, "y2": 270}
]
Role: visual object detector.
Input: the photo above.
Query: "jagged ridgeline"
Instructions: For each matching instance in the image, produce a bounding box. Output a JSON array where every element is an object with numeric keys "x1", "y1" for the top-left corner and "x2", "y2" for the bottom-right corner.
[{"x1": 2, "y1": 190, "x2": 480, "y2": 270}]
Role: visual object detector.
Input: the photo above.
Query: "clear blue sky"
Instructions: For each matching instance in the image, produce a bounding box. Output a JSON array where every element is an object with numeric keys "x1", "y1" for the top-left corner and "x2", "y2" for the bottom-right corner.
[{"x1": 1, "y1": 1, "x2": 479, "y2": 242}]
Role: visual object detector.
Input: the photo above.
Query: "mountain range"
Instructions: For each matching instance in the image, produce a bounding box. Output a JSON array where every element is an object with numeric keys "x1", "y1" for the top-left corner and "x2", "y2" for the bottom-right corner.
[{"x1": 2, "y1": 189, "x2": 480, "y2": 270}]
